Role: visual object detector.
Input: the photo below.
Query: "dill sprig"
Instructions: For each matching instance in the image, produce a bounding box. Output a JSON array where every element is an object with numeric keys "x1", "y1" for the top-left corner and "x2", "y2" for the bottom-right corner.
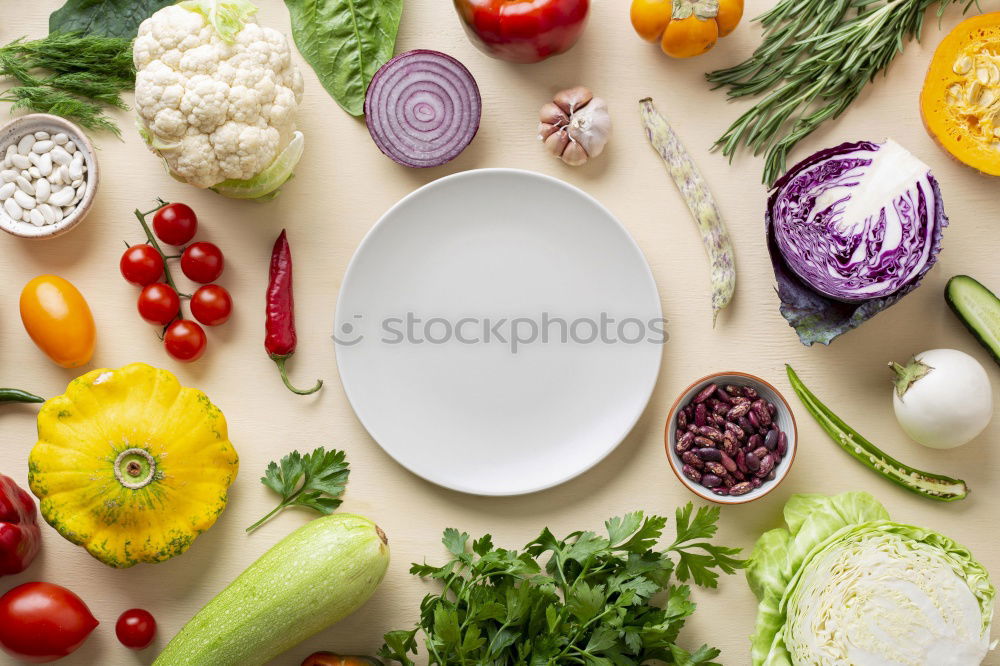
[
  {"x1": 0, "y1": 32, "x2": 134, "y2": 135},
  {"x1": 708, "y1": 0, "x2": 981, "y2": 185}
]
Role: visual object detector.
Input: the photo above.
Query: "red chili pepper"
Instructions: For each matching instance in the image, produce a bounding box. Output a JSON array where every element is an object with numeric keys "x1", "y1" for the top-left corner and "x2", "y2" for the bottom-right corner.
[
  {"x1": 266, "y1": 230, "x2": 323, "y2": 395},
  {"x1": 0, "y1": 475, "x2": 41, "y2": 577}
]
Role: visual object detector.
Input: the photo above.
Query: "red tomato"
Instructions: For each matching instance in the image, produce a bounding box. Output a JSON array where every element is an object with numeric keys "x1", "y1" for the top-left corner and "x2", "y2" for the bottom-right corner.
[
  {"x1": 181, "y1": 242, "x2": 224, "y2": 283},
  {"x1": 120, "y1": 244, "x2": 164, "y2": 286},
  {"x1": 0, "y1": 582, "x2": 98, "y2": 663},
  {"x1": 164, "y1": 320, "x2": 207, "y2": 362},
  {"x1": 190, "y1": 285, "x2": 233, "y2": 326},
  {"x1": 453, "y1": 0, "x2": 590, "y2": 63},
  {"x1": 137, "y1": 283, "x2": 180, "y2": 326},
  {"x1": 152, "y1": 203, "x2": 198, "y2": 246},
  {"x1": 115, "y1": 608, "x2": 156, "y2": 650}
]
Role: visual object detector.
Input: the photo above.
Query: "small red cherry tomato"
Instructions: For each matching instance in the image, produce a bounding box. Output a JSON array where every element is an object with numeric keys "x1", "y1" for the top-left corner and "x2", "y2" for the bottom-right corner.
[
  {"x1": 181, "y1": 242, "x2": 224, "y2": 283},
  {"x1": 115, "y1": 608, "x2": 156, "y2": 650},
  {"x1": 190, "y1": 285, "x2": 233, "y2": 326},
  {"x1": 0, "y1": 582, "x2": 98, "y2": 663},
  {"x1": 152, "y1": 203, "x2": 198, "y2": 246},
  {"x1": 137, "y1": 283, "x2": 180, "y2": 326},
  {"x1": 120, "y1": 244, "x2": 164, "y2": 286},
  {"x1": 164, "y1": 320, "x2": 207, "y2": 362}
]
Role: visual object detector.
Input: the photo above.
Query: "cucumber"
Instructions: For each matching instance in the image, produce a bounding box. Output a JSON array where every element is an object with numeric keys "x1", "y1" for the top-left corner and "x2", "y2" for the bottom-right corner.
[
  {"x1": 154, "y1": 514, "x2": 389, "y2": 666},
  {"x1": 945, "y1": 275, "x2": 1000, "y2": 365}
]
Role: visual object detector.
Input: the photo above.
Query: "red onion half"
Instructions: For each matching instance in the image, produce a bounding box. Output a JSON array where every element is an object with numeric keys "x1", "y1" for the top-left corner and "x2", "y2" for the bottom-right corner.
[{"x1": 365, "y1": 50, "x2": 482, "y2": 168}]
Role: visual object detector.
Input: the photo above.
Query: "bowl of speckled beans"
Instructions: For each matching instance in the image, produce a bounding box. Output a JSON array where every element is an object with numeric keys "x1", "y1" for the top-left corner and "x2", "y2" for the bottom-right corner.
[
  {"x1": 665, "y1": 371, "x2": 797, "y2": 505},
  {"x1": 0, "y1": 113, "x2": 99, "y2": 239}
]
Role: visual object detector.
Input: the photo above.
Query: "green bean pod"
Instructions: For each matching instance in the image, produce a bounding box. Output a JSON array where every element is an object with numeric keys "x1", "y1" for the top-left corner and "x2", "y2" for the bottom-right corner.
[
  {"x1": 0, "y1": 389, "x2": 44, "y2": 404},
  {"x1": 786, "y1": 365, "x2": 968, "y2": 501}
]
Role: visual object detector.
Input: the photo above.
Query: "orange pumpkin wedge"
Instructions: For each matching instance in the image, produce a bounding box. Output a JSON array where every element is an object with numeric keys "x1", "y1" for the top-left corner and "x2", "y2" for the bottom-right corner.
[{"x1": 922, "y1": 12, "x2": 1000, "y2": 175}]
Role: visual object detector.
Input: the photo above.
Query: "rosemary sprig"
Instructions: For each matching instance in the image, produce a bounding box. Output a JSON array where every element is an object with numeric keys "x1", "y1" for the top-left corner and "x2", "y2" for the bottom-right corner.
[
  {"x1": 708, "y1": 0, "x2": 981, "y2": 186},
  {"x1": 0, "y1": 33, "x2": 134, "y2": 135}
]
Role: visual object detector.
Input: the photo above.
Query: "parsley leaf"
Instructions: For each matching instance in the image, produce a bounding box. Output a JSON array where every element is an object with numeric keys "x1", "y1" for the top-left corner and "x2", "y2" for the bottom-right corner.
[
  {"x1": 245, "y1": 447, "x2": 350, "y2": 533},
  {"x1": 379, "y1": 504, "x2": 745, "y2": 665}
]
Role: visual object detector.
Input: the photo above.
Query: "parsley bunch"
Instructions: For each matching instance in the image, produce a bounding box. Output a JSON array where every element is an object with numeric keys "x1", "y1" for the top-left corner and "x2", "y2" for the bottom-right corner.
[
  {"x1": 246, "y1": 447, "x2": 350, "y2": 533},
  {"x1": 380, "y1": 504, "x2": 744, "y2": 665}
]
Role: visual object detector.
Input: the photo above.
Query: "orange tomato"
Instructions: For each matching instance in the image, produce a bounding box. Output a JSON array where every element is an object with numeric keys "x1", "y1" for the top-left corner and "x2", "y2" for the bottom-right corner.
[
  {"x1": 630, "y1": 0, "x2": 743, "y2": 58},
  {"x1": 20, "y1": 275, "x2": 96, "y2": 368}
]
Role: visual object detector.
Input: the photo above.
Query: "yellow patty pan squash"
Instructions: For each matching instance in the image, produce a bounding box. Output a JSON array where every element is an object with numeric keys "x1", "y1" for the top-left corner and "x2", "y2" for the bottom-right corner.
[{"x1": 28, "y1": 363, "x2": 239, "y2": 568}]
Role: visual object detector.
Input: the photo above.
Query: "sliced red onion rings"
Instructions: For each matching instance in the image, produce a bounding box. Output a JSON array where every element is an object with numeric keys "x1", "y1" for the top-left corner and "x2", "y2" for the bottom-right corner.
[{"x1": 364, "y1": 49, "x2": 482, "y2": 168}]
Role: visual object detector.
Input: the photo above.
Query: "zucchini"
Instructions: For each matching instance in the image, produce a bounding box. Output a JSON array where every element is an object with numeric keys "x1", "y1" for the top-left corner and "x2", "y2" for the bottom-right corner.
[
  {"x1": 945, "y1": 274, "x2": 1000, "y2": 364},
  {"x1": 154, "y1": 514, "x2": 389, "y2": 666}
]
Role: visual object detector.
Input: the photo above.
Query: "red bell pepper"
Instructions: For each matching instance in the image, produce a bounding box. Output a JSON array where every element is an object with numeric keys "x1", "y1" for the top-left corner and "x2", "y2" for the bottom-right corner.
[
  {"x1": 0, "y1": 475, "x2": 40, "y2": 577},
  {"x1": 453, "y1": 0, "x2": 590, "y2": 64}
]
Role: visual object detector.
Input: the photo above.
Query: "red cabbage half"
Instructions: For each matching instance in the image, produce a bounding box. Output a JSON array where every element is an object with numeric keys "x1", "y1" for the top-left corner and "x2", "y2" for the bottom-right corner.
[{"x1": 767, "y1": 140, "x2": 947, "y2": 345}]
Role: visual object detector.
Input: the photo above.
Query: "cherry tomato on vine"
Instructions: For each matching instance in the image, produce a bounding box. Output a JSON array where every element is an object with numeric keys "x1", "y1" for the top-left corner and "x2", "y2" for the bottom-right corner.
[
  {"x1": 164, "y1": 320, "x2": 207, "y2": 362},
  {"x1": 0, "y1": 582, "x2": 98, "y2": 662},
  {"x1": 115, "y1": 608, "x2": 156, "y2": 650},
  {"x1": 137, "y1": 283, "x2": 180, "y2": 326},
  {"x1": 190, "y1": 285, "x2": 233, "y2": 326},
  {"x1": 181, "y1": 242, "x2": 224, "y2": 283},
  {"x1": 152, "y1": 203, "x2": 198, "y2": 246},
  {"x1": 120, "y1": 244, "x2": 164, "y2": 286}
]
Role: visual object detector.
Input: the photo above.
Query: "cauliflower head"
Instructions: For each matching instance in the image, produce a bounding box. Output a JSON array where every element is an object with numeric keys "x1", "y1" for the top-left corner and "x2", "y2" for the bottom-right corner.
[{"x1": 134, "y1": 0, "x2": 304, "y2": 193}]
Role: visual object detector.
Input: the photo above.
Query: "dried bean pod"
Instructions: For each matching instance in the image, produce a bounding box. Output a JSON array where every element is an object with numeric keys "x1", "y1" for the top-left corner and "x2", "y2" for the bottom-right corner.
[
  {"x1": 696, "y1": 447, "x2": 722, "y2": 462},
  {"x1": 720, "y1": 452, "x2": 737, "y2": 473},
  {"x1": 730, "y1": 482, "x2": 752, "y2": 496},
  {"x1": 715, "y1": 387, "x2": 733, "y2": 403},
  {"x1": 701, "y1": 473, "x2": 722, "y2": 488},
  {"x1": 777, "y1": 431, "x2": 788, "y2": 457},
  {"x1": 697, "y1": 426, "x2": 724, "y2": 442},
  {"x1": 705, "y1": 461, "x2": 726, "y2": 476},
  {"x1": 695, "y1": 403, "x2": 707, "y2": 427},
  {"x1": 764, "y1": 429, "x2": 779, "y2": 451},
  {"x1": 736, "y1": 448, "x2": 748, "y2": 474},
  {"x1": 683, "y1": 464, "x2": 702, "y2": 483},
  {"x1": 745, "y1": 452, "x2": 760, "y2": 472},
  {"x1": 675, "y1": 431, "x2": 695, "y2": 453},
  {"x1": 677, "y1": 410, "x2": 688, "y2": 429},
  {"x1": 728, "y1": 402, "x2": 750, "y2": 419},
  {"x1": 694, "y1": 436, "x2": 716, "y2": 448},
  {"x1": 756, "y1": 454, "x2": 775, "y2": 478},
  {"x1": 682, "y1": 451, "x2": 705, "y2": 469},
  {"x1": 694, "y1": 384, "x2": 717, "y2": 403}
]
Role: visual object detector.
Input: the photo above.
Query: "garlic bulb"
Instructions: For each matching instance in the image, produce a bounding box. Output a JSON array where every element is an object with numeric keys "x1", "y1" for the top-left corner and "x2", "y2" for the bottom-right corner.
[{"x1": 538, "y1": 87, "x2": 612, "y2": 166}]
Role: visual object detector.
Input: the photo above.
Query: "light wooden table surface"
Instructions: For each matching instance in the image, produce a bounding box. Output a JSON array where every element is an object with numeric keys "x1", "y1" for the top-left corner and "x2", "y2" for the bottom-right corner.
[{"x1": 2, "y1": 1, "x2": 999, "y2": 664}]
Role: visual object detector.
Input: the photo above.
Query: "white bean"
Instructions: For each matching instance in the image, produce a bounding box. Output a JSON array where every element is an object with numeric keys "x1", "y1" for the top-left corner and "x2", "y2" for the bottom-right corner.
[
  {"x1": 17, "y1": 135, "x2": 34, "y2": 155},
  {"x1": 15, "y1": 176, "x2": 34, "y2": 196},
  {"x1": 10, "y1": 154, "x2": 30, "y2": 170},
  {"x1": 50, "y1": 147, "x2": 71, "y2": 166},
  {"x1": 48, "y1": 187, "x2": 74, "y2": 207},
  {"x1": 28, "y1": 167, "x2": 41, "y2": 179},
  {"x1": 52, "y1": 133, "x2": 68, "y2": 145},
  {"x1": 28, "y1": 209, "x2": 45, "y2": 226},
  {"x1": 48, "y1": 169, "x2": 62, "y2": 186},
  {"x1": 37, "y1": 154, "x2": 52, "y2": 177},
  {"x1": 33, "y1": 131, "x2": 49, "y2": 141},
  {"x1": 51, "y1": 205, "x2": 63, "y2": 223},
  {"x1": 73, "y1": 186, "x2": 86, "y2": 204},
  {"x1": 62, "y1": 205, "x2": 75, "y2": 218},
  {"x1": 58, "y1": 165, "x2": 70, "y2": 183},
  {"x1": 27, "y1": 152, "x2": 40, "y2": 167},
  {"x1": 35, "y1": 178, "x2": 50, "y2": 203},
  {"x1": 0, "y1": 183, "x2": 14, "y2": 200},
  {"x1": 64, "y1": 141, "x2": 76, "y2": 153},
  {"x1": 71, "y1": 178, "x2": 83, "y2": 189},
  {"x1": 13, "y1": 189, "x2": 35, "y2": 210},
  {"x1": 68, "y1": 161, "x2": 84, "y2": 181},
  {"x1": 4, "y1": 198, "x2": 22, "y2": 220},
  {"x1": 4, "y1": 145, "x2": 16, "y2": 161},
  {"x1": 0, "y1": 170, "x2": 16, "y2": 183},
  {"x1": 38, "y1": 204, "x2": 55, "y2": 224},
  {"x1": 31, "y1": 140, "x2": 54, "y2": 154}
]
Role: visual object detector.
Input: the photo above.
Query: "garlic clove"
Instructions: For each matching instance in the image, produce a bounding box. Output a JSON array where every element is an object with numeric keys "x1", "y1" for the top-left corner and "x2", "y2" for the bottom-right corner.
[
  {"x1": 553, "y1": 86, "x2": 593, "y2": 115},
  {"x1": 544, "y1": 131, "x2": 571, "y2": 159},
  {"x1": 561, "y1": 142, "x2": 590, "y2": 166},
  {"x1": 538, "y1": 122, "x2": 560, "y2": 141},
  {"x1": 539, "y1": 102, "x2": 569, "y2": 126}
]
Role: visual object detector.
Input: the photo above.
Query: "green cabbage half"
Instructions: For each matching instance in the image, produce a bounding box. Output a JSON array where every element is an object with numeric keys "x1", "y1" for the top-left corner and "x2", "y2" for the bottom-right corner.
[{"x1": 749, "y1": 492, "x2": 994, "y2": 666}]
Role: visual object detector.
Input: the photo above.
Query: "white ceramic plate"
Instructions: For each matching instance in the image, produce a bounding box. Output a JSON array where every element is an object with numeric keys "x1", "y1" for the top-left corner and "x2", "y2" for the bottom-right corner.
[{"x1": 335, "y1": 169, "x2": 663, "y2": 495}]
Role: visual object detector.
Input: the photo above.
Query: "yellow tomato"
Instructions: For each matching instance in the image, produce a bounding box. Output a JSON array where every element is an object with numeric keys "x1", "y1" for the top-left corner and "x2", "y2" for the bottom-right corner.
[{"x1": 20, "y1": 275, "x2": 96, "y2": 368}]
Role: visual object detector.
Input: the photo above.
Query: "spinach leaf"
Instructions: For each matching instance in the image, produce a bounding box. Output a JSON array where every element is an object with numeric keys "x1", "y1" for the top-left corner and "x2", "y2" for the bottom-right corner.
[
  {"x1": 284, "y1": 0, "x2": 403, "y2": 116},
  {"x1": 50, "y1": 0, "x2": 174, "y2": 39}
]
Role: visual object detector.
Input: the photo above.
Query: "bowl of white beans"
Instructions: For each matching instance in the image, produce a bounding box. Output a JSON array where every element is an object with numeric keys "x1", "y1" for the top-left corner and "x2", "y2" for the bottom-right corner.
[{"x1": 0, "y1": 114, "x2": 99, "y2": 239}]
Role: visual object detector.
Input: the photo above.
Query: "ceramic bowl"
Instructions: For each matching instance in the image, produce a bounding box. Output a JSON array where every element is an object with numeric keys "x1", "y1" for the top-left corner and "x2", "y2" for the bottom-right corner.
[
  {"x1": 665, "y1": 371, "x2": 797, "y2": 505},
  {"x1": 0, "y1": 114, "x2": 99, "y2": 239}
]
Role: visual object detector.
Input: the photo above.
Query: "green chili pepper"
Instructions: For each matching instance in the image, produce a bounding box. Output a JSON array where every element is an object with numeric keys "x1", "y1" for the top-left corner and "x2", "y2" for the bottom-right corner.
[
  {"x1": 0, "y1": 389, "x2": 45, "y2": 404},
  {"x1": 785, "y1": 365, "x2": 968, "y2": 502}
]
